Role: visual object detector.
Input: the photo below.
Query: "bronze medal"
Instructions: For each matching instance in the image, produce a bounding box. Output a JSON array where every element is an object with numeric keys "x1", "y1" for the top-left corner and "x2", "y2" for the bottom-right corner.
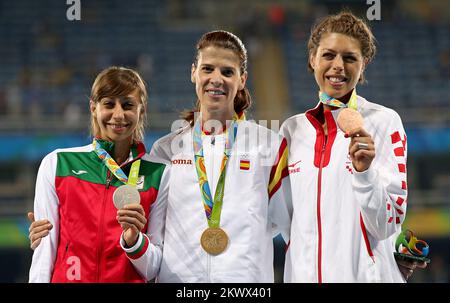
[{"x1": 200, "y1": 227, "x2": 229, "y2": 255}]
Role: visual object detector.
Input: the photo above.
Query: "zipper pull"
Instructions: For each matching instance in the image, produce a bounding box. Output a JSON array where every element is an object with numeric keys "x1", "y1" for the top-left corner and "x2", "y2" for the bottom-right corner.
[{"x1": 106, "y1": 171, "x2": 112, "y2": 189}]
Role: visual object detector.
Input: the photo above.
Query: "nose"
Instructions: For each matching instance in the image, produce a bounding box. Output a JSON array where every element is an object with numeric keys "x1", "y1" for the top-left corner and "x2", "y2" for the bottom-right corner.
[
  {"x1": 112, "y1": 103, "x2": 125, "y2": 120},
  {"x1": 210, "y1": 69, "x2": 224, "y2": 86},
  {"x1": 332, "y1": 55, "x2": 344, "y2": 71}
]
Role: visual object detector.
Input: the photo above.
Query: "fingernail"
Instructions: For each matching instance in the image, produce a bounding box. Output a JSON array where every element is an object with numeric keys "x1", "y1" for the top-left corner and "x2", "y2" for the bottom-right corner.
[{"x1": 344, "y1": 133, "x2": 348, "y2": 138}]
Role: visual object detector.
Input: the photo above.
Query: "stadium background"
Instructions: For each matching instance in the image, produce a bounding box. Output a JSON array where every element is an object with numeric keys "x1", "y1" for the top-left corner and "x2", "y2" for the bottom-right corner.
[{"x1": 0, "y1": 0, "x2": 448, "y2": 283}]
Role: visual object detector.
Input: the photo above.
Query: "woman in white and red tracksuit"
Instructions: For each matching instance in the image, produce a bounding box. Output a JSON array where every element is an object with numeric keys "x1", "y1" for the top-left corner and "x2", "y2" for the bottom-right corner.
[
  {"x1": 28, "y1": 67, "x2": 169, "y2": 282},
  {"x1": 117, "y1": 31, "x2": 292, "y2": 282},
  {"x1": 281, "y1": 12, "x2": 408, "y2": 282}
]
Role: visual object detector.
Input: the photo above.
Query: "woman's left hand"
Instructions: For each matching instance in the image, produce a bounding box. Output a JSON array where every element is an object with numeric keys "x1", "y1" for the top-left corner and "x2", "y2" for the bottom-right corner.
[
  {"x1": 117, "y1": 204, "x2": 147, "y2": 247},
  {"x1": 346, "y1": 127, "x2": 375, "y2": 172}
]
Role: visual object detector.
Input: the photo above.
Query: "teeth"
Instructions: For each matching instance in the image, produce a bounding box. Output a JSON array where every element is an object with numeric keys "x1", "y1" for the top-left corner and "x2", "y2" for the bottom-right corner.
[
  {"x1": 110, "y1": 124, "x2": 126, "y2": 128},
  {"x1": 207, "y1": 90, "x2": 225, "y2": 95},
  {"x1": 329, "y1": 77, "x2": 345, "y2": 83}
]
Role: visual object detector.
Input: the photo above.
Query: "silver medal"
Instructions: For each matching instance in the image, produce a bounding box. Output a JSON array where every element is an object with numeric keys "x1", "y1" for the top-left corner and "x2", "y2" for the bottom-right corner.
[{"x1": 112, "y1": 184, "x2": 141, "y2": 209}]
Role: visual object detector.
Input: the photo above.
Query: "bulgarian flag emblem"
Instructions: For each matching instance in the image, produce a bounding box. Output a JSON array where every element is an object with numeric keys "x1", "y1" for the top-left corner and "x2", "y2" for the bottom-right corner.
[{"x1": 240, "y1": 159, "x2": 250, "y2": 171}]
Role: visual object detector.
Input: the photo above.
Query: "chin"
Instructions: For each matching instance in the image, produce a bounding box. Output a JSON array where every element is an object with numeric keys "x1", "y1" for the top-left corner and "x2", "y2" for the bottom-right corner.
[
  {"x1": 326, "y1": 88, "x2": 348, "y2": 98},
  {"x1": 204, "y1": 105, "x2": 222, "y2": 114},
  {"x1": 110, "y1": 133, "x2": 129, "y2": 141}
]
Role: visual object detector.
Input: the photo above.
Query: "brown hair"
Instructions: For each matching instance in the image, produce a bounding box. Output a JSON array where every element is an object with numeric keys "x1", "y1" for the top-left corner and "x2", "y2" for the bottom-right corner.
[
  {"x1": 181, "y1": 30, "x2": 252, "y2": 124},
  {"x1": 307, "y1": 11, "x2": 376, "y2": 83},
  {"x1": 90, "y1": 66, "x2": 148, "y2": 142}
]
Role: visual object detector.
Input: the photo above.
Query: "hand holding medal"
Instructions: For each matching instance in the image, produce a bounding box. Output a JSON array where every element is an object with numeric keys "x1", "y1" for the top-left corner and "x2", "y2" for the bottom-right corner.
[
  {"x1": 93, "y1": 139, "x2": 145, "y2": 247},
  {"x1": 114, "y1": 174, "x2": 146, "y2": 247},
  {"x1": 337, "y1": 108, "x2": 375, "y2": 172}
]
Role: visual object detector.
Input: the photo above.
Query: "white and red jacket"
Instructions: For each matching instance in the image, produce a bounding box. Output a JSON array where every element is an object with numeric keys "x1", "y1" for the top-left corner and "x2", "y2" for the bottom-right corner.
[
  {"x1": 121, "y1": 120, "x2": 292, "y2": 282},
  {"x1": 281, "y1": 96, "x2": 407, "y2": 282}
]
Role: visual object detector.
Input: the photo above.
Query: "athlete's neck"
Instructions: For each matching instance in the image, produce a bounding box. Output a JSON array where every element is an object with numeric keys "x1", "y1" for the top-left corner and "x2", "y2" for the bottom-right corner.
[
  {"x1": 339, "y1": 89, "x2": 354, "y2": 104},
  {"x1": 113, "y1": 138, "x2": 133, "y2": 165},
  {"x1": 201, "y1": 109, "x2": 234, "y2": 136}
]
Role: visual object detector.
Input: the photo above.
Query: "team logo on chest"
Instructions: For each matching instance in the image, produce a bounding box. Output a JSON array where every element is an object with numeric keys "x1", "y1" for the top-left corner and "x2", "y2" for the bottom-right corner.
[
  {"x1": 288, "y1": 160, "x2": 301, "y2": 174},
  {"x1": 171, "y1": 159, "x2": 193, "y2": 165},
  {"x1": 136, "y1": 175, "x2": 145, "y2": 190}
]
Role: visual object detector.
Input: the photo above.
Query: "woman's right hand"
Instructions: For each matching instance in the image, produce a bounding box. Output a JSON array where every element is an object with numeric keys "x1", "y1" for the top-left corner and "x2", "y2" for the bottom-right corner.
[{"x1": 27, "y1": 212, "x2": 53, "y2": 250}]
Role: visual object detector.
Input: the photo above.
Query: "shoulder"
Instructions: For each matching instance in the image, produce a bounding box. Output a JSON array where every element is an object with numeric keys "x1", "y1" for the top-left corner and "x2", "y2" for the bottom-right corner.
[
  {"x1": 280, "y1": 113, "x2": 308, "y2": 139},
  {"x1": 358, "y1": 96, "x2": 403, "y2": 125},
  {"x1": 38, "y1": 144, "x2": 92, "y2": 175},
  {"x1": 238, "y1": 120, "x2": 286, "y2": 154},
  {"x1": 240, "y1": 119, "x2": 279, "y2": 134},
  {"x1": 240, "y1": 119, "x2": 285, "y2": 141},
  {"x1": 152, "y1": 128, "x2": 186, "y2": 149},
  {"x1": 150, "y1": 123, "x2": 191, "y2": 162},
  {"x1": 281, "y1": 113, "x2": 307, "y2": 129},
  {"x1": 42, "y1": 144, "x2": 92, "y2": 162},
  {"x1": 142, "y1": 153, "x2": 171, "y2": 166}
]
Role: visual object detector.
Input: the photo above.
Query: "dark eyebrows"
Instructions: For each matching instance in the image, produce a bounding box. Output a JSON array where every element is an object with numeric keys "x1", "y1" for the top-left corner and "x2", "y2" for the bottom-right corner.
[
  {"x1": 122, "y1": 95, "x2": 139, "y2": 103},
  {"x1": 222, "y1": 66, "x2": 236, "y2": 72},
  {"x1": 100, "y1": 96, "x2": 137, "y2": 103},
  {"x1": 322, "y1": 48, "x2": 358, "y2": 56},
  {"x1": 200, "y1": 64, "x2": 237, "y2": 72}
]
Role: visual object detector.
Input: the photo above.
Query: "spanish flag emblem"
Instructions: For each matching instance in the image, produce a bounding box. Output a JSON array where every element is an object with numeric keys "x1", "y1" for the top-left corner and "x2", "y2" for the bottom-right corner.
[{"x1": 240, "y1": 159, "x2": 250, "y2": 171}]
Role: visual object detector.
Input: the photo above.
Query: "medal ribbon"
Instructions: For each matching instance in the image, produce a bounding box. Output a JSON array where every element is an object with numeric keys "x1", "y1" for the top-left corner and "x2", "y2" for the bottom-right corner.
[
  {"x1": 193, "y1": 113, "x2": 243, "y2": 228},
  {"x1": 319, "y1": 89, "x2": 358, "y2": 110},
  {"x1": 93, "y1": 138, "x2": 141, "y2": 186}
]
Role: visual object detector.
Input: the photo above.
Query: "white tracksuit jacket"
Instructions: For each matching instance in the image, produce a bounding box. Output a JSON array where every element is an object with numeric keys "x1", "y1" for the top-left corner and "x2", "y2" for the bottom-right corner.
[
  {"x1": 281, "y1": 96, "x2": 407, "y2": 283},
  {"x1": 121, "y1": 120, "x2": 292, "y2": 282}
]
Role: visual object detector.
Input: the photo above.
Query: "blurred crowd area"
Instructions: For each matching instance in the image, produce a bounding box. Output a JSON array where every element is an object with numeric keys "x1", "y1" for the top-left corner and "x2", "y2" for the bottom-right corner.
[{"x1": 0, "y1": 0, "x2": 449, "y2": 282}]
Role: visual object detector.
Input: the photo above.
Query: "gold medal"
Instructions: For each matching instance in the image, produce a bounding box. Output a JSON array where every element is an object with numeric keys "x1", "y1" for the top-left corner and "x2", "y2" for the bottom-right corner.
[{"x1": 200, "y1": 227, "x2": 229, "y2": 255}]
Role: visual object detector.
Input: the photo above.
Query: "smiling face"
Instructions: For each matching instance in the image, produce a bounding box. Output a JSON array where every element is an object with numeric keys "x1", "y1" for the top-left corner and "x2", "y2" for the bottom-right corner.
[
  {"x1": 310, "y1": 32, "x2": 365, "y2": 99},
  {"x1": 89, "y1": 67, "x2": 148, "y2": 142},
  {"x1": 191, "y1": 46, "x2": 247, "y2": 122},
  {"x1": 90, "y1": 90, "x2": 142, "y2": 144}
]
